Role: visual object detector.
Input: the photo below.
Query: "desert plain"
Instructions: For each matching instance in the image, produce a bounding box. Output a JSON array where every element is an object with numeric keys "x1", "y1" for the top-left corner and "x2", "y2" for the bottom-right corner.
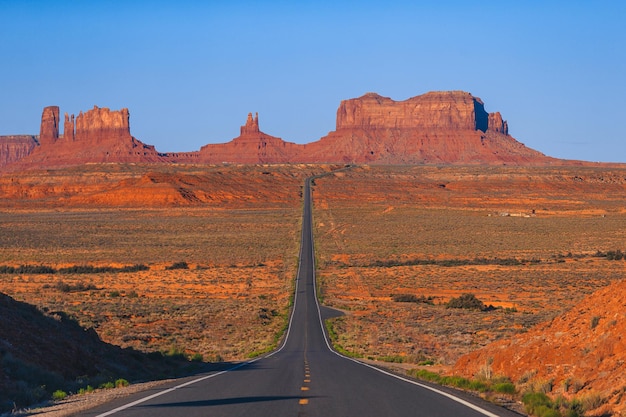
[{"x1": 1, "y1": 162, "x2": 625, "y2": 414}]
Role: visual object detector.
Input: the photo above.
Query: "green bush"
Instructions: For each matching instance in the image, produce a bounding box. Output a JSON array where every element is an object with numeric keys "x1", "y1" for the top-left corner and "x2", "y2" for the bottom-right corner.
[
  {"x1": 408, "y1": 369, "x2": 442, "y2": 383},
  {"x1": 52, "y1": 390, "x2": 67, "y2": 401},
  {"x1": 78, "y1": 385, "x2": 95, "y2": 395},
  {"x1": 493, "y1": 382, "x2": 516, "y2": 394},
  {"x1": 379, "y1": 355, "x2": 405, "y2": 363},
  {"x1": 468, "y1": 380, "x2": 489, "y2": 392},
  {"x1": 523, "y1": 392, "x2": 561, "y2": 417},
  {"x1": 441, "y1": 376, "x2": 471, "y2": 389},
  {"x1": 115, "y1": 378, "x2": 130, "y2": 388}
]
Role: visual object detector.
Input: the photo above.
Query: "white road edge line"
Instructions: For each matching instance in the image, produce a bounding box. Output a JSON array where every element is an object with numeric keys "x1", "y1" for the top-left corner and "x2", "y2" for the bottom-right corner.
[
  {"x1": 307, "y1": 186, "x2": 502, "y2": 417},
  {"x1": 94, "y1": 197, "x2": 308, "y2": 416}
]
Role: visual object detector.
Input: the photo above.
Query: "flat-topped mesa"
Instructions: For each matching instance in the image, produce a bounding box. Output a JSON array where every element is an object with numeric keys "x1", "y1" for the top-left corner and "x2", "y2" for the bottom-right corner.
[{"x1": 336, "y1": 91, "x2": 508, "y2": 134}]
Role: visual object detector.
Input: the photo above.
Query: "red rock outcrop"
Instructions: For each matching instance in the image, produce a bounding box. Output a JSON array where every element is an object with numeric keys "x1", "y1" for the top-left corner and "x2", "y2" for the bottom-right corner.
[
  {"x1": 1, "y1": 91, "x2": 583, "y2": 170},
  {"x1": 39, "y1": 106, "x2": 59, "y2": 146},
  {"x1": 296, "y1": 92, "x2": 552, "y2": 164},
  {"x1": 63, "y1": 113, "x2": 75, "y2": 142},
  {"x1": 10, "y1": 105, "x2": 165, "y2": 169},
  {"x1": 0, "y1": 135, "x2": 38, "y2": 168},
  {"x1": 453, "y1": 278, "x2": 626, "y2": 415},
  {"x1": 197, "y1": 112, "x2": 301, "y2": 164},
  {"x1": 336, "y1": 91, "x2": 487, "y2": 131}
]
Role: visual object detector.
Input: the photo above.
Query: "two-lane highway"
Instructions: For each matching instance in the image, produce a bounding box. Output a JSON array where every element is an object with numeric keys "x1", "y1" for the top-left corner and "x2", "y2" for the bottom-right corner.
[{"x1": 81, "y1": 176, "x2": 514, "y2": 417}]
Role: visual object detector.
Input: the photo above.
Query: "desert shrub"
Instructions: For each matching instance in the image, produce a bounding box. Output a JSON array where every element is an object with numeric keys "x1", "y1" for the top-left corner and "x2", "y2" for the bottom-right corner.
[
  {"x1": 469, "y1": 380, "x2": 489, "y2": 392},
  {"x1": 493, "y1": 382, "x2": 516, "y2": 394},
  {"x1": 59, "y1": 264, "x2": 150, "y2": 274},
  {"x1": 55, "y1": 281, "x2": 98, "y2": 293},
  {"x1": 440, "y1": 376, "x2": 472, "y2": 389},
  {"x1": 99, "y1": 381, "x2": 115, "y2": 389},
  {"x1": 379, "y1": 355, "x2": 404, "y2": 363},
  {"x1": 115, "y1": 378, "x2": 130, "y2": 388},
  {"x1": 391, "y1": 294, "x2": 434, "y2": 304},
  {"x1": 606, "y1": 250, "x2": 624, "y2": 260},
  {"x1": 59, "y1": 265, "x2": 111, "y2": 274},
  {"x1": 17, "y1": 264, "x2": 56, "y2": 274},
  {"x1": 119, "y1": 264, "x2": 150, "y2": 272},
  {"x1": 78, "y1": 385, "x2": 95, "y2": 395},
  {"x1": 165, "y1": 261, "x2": 189, "y2": 270},
  {"x1": 52, "y1": 390, "x2": 67, "y2": 401},
  {"x1": 190, "y1": 353, "x2": 204, "y2": 362},
  {"x1": 590, "y1": 316, "x2": 601, "y2": 329},
  {"x1": 523, "y1": 392, "x2": 561, "y2": 417},
  {"x1": 408, "y1": 369, "x2": 442, "y2": 383},
  {"x1": 446, "y1": 293, "x2": 485, "y2": 311}
]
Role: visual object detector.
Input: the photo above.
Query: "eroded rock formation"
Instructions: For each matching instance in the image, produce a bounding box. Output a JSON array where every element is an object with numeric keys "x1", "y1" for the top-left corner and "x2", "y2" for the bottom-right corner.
[
  {"x1": 8, "y1": 105, "x2": 164, "y2": 168},
  {"x1": 197, "y1": 112, "x2": 300, "y2": 164},
  {"x1": 0, "y1": 135, "x2": 38, "y2": 168},
  {"x1": 1, "y1": 91, "x2": 574, "y2": 170},
  {"x1": 336, "y1": 91, "x2": 490, "y2": 131},
  {"x1": 39, "y1": 106, "x2": 59, "y2": 146},
  {"x1": 297, "y1": 91, "x2": 551, "y2": 164}
]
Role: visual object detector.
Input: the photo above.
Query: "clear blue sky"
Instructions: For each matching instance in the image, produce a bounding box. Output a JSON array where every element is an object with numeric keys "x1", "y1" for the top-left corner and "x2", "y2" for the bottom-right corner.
[{"x1": 1, "y1": 1, "x2": 624, "y2": 162}]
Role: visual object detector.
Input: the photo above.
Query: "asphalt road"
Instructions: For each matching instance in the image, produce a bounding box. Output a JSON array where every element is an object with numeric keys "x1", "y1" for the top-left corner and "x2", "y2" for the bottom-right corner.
[{"x1": 80, "y1": 176, "x2": 517, "y2": 417}]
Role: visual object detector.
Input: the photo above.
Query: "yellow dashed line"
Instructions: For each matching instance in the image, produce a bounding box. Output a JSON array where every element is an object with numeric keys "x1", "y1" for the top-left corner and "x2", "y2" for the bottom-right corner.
[
  {"x1": 304, "y1": 379, "x2": 311, "y2": 383},
  {"x1": 299, "y1": 399, "x2": 309, "y2": 405},
  {"x1": 301, "y1": 386, "x2": 309, "y2": 391}
]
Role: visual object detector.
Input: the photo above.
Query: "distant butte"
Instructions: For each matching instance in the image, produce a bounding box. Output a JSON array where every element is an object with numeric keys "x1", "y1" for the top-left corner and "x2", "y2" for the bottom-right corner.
[{"x1": 0, "y1": 90, "x2": 594, "y2": 170}]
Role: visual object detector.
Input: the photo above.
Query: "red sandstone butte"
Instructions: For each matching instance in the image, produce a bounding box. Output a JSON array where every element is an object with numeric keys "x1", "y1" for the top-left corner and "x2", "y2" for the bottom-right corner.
[
  {"x1": 10, "y1": 105, "x2": 164, "y2": 168},
  {"x1": 1, "y1": 91, "x2": 575, "y2": 170},
  {"x1": 296, "y1": 91, "x2": 552, "y2": 164},
  {"x1": 196, "y1": 112, "x2": 301, "y2": 164}
]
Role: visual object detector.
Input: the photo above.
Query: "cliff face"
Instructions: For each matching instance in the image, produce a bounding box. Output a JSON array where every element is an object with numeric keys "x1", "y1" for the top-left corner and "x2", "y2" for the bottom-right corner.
[
  {"x1": 0, "y1": 135, "x2": 38, "y2": 168},
  {"x1": 297, "y1": 91, "x2": 549, "y2": 164},
  {"x1": 39, "y1": 106, "x2": 59, "y2": 146},
  {"x1": 336, "y1": 91, "x2": 489, "y2": 131}
]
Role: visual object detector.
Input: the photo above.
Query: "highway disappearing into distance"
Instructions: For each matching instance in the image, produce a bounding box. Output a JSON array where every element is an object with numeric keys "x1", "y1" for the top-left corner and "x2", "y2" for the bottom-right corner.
[{"x1": 81, "y1": 175, "x2": 516, "y2": 417}]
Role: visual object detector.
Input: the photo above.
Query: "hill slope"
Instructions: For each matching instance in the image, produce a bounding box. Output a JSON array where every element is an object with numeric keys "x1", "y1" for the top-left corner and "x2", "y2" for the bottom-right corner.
[
  {"x1": 0, "y1": 291, "x2": 191, "y2": 413},
  {"x1": 453, "y1": 278, "x2": 626, "y2": 415}
]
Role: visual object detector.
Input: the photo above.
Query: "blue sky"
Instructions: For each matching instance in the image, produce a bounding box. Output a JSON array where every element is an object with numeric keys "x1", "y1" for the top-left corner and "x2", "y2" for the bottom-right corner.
[{"x1": 1, "y1": 1, "x2": 625, "y2": 162}]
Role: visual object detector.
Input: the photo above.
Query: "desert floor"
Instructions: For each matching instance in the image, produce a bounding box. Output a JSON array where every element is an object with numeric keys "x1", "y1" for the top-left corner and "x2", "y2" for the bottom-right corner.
[{"x1": 0, "y1": 163, "x2": 624, "y2": 367}]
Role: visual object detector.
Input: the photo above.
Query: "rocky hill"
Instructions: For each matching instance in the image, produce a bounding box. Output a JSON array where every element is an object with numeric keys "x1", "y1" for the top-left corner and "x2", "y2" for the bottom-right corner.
[
  {"x1": 1, "y1": 91, "x2": 563, "y2": 169},
  {"x1": 0, "y1": 291, "x2": 193, "y2": 413},
  {"x1": 453, "y1": 278, "x2": 626, "y2": 415}
]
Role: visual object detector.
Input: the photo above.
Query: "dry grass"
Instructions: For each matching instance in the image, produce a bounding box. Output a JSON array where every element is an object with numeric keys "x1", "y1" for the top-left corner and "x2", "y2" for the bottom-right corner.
[
  {"x1": 0, "y1": 164, "x2": 314, "y2": 361},
  {"x1": 313, "y1": 165, "x2": 626, "y2": 366}
]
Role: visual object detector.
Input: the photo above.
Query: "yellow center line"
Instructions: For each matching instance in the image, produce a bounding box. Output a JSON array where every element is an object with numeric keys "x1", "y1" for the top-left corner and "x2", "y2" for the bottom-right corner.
[
  {"x1": 301, "y1": 386, "x2": 309, "y2": 391},
  {"x1": 299, "y1": 399, "x2": 309, "y2": 405}
]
